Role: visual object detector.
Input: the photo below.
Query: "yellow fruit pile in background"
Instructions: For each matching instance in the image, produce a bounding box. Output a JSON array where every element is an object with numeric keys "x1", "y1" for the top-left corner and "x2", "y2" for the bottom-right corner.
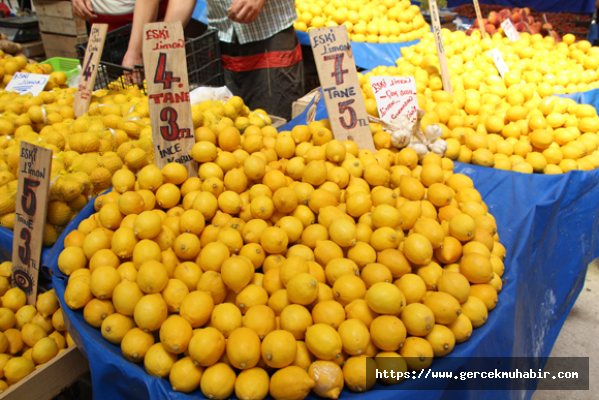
[
  {"x1": 359, "y1": 30, "x2": 599, "y2": 173},
  {"x1": 58, "y1": 116, "x2": 506, "y2": 398},
  {"x1": 294, "y1": 0, "x2": 430, "y2": 43},
  {"x1": 0, "y1": 82, "x2": 270, "y2": 246},
  {"x1": 0, "y1": 262, "x2": 74, "y2": 392}
]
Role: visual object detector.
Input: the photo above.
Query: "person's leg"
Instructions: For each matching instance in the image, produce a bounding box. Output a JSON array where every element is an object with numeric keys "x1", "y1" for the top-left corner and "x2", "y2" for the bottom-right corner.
[{"x1": 220, "y1": 26, "x2": 304, "y2": 120}]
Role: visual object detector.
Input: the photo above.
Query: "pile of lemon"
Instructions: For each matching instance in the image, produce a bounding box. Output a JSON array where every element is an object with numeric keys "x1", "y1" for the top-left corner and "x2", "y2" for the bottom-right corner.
[
  {"x1": 58, "y1": 117, "x2": 505, "y2": 398},
  {"x1": 0, "y1": 77, "x2": 270, "y2": 246},
  {"x1": 0, "y1": 86, "x2": 153, "y2": 246},
  {"x1": 293, "y1": 0, "x2": 430, "y2": 43},
  {"x1": 0, "y1": 55, "x2": 61, "y2": 91},
  {"x1": 0, "y1": 262, "x2": 75, "y2": 391},
  {"x1": 359, "y1": 30, "x2": 599, "y2": 173}
]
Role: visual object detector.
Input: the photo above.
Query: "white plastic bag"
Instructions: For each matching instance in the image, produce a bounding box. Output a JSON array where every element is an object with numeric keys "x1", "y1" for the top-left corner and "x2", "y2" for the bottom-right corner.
[{"x1": 189, "y1": 86, "x2": 234, "y2": 105}]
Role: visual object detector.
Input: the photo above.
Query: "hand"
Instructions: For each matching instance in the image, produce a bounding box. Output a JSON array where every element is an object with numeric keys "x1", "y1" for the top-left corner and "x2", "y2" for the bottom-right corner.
[
  {"x1": 122, "y1": 50, "x2": 144, "y2": 85},
  {"x1": 228, "y1": 0, "x2": 266, "y2": 24},
  {"x1": 122, "y1": 49, "x2": 143, "y2": 70},
  {"x1": 72, "y1": 0, "x2": 97, "y2": 20}
]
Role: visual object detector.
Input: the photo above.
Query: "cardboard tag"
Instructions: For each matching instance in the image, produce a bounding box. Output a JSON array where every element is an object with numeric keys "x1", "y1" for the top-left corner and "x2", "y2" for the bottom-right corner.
[
  {"x1": 501, "y1": 19, "x2": 521, "y2": 42},
  {"x1": 73, "y1": 23, "x2": 108, "y2": 117},
  {"x1": 490, "y1": 49, "x2": 509, "y2": 79},
  {"x1": 472, "y1": 0, "x2": 487, "y2": 38},
  {"x1": 12, "y1": 142, "x2": 52, "y2": 305},
  {"x1": 429, "y1": 0, "x2": 452, "y2": 95},
  {"x1": 5, "y1": 72, "x2": 50, "y2": 96},
  {"x1": 143, "y1": 22, "x2": 198, "y2": 177},
  {"x1": 309, "y1": 26, "x2": 375, "y2": 152},
  {"x1": 369, "y1": 76, "x2": 418, "y2": 124}
]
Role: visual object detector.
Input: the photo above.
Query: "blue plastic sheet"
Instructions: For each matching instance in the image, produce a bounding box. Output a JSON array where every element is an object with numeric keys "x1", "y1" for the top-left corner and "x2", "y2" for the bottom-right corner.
[
  {"x1": 192, "y1": 0, "x2": 208, "y2": 24},
  {"x1": 296, "y1": 31, "x2": 420, "y2": 70},
  {"x1": 447, "y1": 0, "x2": 594, "y2": 13}
]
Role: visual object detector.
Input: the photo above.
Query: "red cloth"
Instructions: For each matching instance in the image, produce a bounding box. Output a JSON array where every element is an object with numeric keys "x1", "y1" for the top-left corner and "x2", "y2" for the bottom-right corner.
[{"x1": 221, "y1": 43, "x2": 302, "y2": 72}]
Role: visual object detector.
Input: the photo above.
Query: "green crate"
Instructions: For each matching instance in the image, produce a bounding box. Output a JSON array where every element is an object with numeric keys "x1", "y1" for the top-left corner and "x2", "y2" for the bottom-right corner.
[{"x1": 40, "y1": 57, "x2": 80, "y2": 82}]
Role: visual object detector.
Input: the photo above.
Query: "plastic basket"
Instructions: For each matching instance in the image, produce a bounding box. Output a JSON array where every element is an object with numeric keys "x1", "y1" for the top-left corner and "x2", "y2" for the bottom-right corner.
[
  {"x1": 75, "y1": 24, "x2": 224, "y2": 93},
  {"x1": 40, "y1": 57, "x2": 80, "y2": 80}
]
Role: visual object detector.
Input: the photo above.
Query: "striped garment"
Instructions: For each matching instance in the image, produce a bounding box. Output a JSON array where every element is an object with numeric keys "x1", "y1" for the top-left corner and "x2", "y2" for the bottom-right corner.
[{"x1": 207, "y1": 0, "x2": 297, "y2": 44}]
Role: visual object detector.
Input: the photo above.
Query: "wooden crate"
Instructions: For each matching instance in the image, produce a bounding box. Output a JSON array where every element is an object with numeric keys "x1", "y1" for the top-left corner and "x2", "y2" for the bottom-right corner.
[
  {"x1": 40, "y1": 33, "x2": 87, "y2": 59},
  {"x1": 0, "y1": 346, "x2": 89, "y2": 400},
  {"x1": 292, "y1": 89, "x2": 320, "y2": 120},
  {"x1": 33, "y1": 0, "x2": 88, "y2": 59}
]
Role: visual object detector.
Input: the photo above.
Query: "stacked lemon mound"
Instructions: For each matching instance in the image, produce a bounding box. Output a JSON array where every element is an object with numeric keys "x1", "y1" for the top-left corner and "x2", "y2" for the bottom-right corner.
[
  {"x1": 0, "y1": 86, "x2": 268, "y2": 246},
  {"x1": 59, "y1": 119, "x2": 506, "y2": 398},
  {"x1": 294, "y1": 0, "x2": 430, "y2": 43},
  {"x1": 360, "y1": 30, "x2": 599, "y2": 173},
  {"x1": 0, "y1": 263, "x2": 75, "y2": 391},
  {"x1": 0, "y1": 87, "x2": 152, "y2": 245}
]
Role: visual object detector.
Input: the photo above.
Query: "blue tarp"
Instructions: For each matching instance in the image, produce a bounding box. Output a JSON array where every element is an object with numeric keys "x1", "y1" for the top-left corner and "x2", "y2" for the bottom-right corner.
[
  {"x1": 296, "y1": 31, "x2": 420, "y2": 70},
  {"x1": 191, "y1": 0, "x2": 420, "y2": 70},
  {"x1": 192, "y1": 0, "x2": 208, "y2": 24},
  {"x1": 447, "y1": 0, "x2": 594, "y2": 13},
  {"x1": 45, "y1": 94, "x2": 598, "y2": 398}
]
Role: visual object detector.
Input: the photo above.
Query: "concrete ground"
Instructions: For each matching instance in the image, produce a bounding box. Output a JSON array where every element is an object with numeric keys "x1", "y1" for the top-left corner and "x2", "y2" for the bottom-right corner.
[{"x1": 531, "y1": 259, "x2": 599, "y2": 400}]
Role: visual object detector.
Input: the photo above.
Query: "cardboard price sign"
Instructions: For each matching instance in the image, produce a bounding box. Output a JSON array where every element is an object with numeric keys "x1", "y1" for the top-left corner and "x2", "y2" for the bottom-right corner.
[
  {"x1": 143, "y1": 21, "x2": 198, "y2": 177},
  {"x1": 12, "y1": 142, "x2": 52, "y2": 305},
  {"x1": 369, "y1": 76, "x2": 418, "y2": 124},
  {"x1": 73, "y1": 23, "x2": 108, "y2": 118},
  {"x1": 472, "y1": 0, "x2": 487, "y2": 38},
  {"x1": 309, "y1": 26, "x2": 375, "y2": 152},
  {"x1": 429, "y1": 0, "x2": 452, "y2": 95},
  {"x1": 490, "y1": 49, "x2": 509, "y2": 79}
]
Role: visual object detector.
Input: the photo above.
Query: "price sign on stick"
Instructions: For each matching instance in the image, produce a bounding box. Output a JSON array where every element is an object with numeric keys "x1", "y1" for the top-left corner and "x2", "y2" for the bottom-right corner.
[
  {"x1": 490, "y1": 49, "x2": 509, "y2": 79},
  {"x1": 429, "y1": 0, "x2": 452, "y2": 95},
  {"x1": 143, "y1": 21, "x2": 198, "y2": 177},
  {"x1": 543, "y1": 14, "x2": 556, "y2": 41},
  {"x1": 369, "y1": 76, "x2": 419, "y2": 124},
  {"x1": 12, "y1": 142, "x2": 52, "y2": 305},
  {"x1": 472, "y1": 0, "x2": 487, "y2": 38},
  {"x1": 73, "y1": 23, "x2": 108, "y2": 118},
  {"x1": 501, "y1": 19, "x2": 521, "y2": 42},
  {"x1": 309, "y1": 26, "x2": 375, "y2": 152}
]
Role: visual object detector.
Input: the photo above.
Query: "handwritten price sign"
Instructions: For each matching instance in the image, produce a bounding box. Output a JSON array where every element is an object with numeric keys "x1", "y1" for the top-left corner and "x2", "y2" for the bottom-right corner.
[
  {"x1": 12, "y1": 142, "x2": 52, "y2": 305},
  {"x1": 309, "y1": 26, "x2": 375, "y2": 151},
  {"x1": 143, "y1": 22, "x2": 198, "y2": 177},
  {"x1": 369, "y1": 76, "x2": 418, "y2": 125},
  {"x1": 73, "y1": 24, "x2": 108, "y2": 117},
  {"x1": 501, "y1": 19, "x2": 521, "y2": 42}
]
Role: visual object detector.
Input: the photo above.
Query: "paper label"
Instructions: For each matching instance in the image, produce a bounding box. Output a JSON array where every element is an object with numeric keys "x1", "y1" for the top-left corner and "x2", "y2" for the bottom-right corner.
[
  {"x1": 429, "y1": 0, "x2": 452, "y2": 95},
  {"x1": 5, "y1": 73, "x2": 50, "y2": 96},
  {"x1": 501, "y1": 19, "x2": 521, "y2": 42},
  {"x1": 490, "y1": 49, "x2": 509, "y2": 79},
  {"x1": 369, "y1": 76, "x2": 418, "y2": 124}
]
